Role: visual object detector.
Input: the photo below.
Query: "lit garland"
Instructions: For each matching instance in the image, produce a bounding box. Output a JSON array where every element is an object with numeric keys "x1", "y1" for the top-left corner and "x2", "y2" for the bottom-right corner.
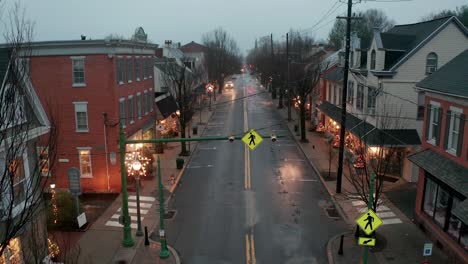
[
  {"x1": 50, "y1": 185, "x2": 58, "y2": 224},
  {"x1": 125, "y1": 152, "x2": 151, "y2": 177},
  {"x1": 353, "y1": 154, "x2": 365, "y2": 169},
  {"x1": 316, "y1": 123, "x2": 325, "y2": 133},
  {"x1": 48, "y1": 238, "x2": 60, "y2": 258}
]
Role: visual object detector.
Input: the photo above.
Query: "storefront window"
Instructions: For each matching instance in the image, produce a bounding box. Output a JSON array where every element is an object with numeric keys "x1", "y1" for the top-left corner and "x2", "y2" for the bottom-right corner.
[
  {"x1": 423, "y1": 177, "x2": 438, "y2": 217},
  {"x1": 448, "y1": 197, "x2": 461, "y2": 241},
  {"x1": 434, "y1": 186, "x2": 450, "y2": 228}
]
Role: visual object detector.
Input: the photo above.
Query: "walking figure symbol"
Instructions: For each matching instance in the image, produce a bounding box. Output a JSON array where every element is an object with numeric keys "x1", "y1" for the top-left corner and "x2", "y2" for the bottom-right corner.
[
  {"x1": 248, "y1": 132, "x2": 256, "y2": 146},
  {"x1": 364, "y1": 213, "x2": 374, "y2": 231}
]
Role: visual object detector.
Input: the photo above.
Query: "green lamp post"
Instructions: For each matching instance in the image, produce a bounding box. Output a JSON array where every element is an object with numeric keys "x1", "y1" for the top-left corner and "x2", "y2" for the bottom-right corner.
[
  {"x1": 157, "y1": 156, "x2": 170, "y2": 259},
  {"x1": 119, "y1": 125, "x2": 134, "y2": 247}
]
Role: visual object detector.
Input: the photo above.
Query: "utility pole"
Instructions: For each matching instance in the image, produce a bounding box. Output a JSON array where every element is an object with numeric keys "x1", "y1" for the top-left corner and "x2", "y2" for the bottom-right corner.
[
  {"x1": 336, "y1": 0, "x2": 354, "y2": 193},
  {"x1": 278, "y1": 34, "x2": 284, "y2": 109},
  {"x1": 271, "y1": 33, "x2": 277, "y2": 100},
  {"x1": 287, "y1": 32, "x2": 291, "y2": 121}
]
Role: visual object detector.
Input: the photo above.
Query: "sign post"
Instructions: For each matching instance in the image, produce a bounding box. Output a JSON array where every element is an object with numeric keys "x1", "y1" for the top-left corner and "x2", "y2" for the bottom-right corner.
[{"x1": 67, "y1": 167, "x2": 82, "y2": 219}]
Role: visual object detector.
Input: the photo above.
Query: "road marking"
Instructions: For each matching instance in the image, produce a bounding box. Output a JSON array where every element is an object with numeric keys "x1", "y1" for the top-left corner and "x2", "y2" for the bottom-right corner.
[
  {"x1": 280, "y1": 158, "x2": 305, "y2": 162},
  {"x1": 275, "y1": 144, "x2": 298, "y2": 147},
  {"x1": 128, "y1": 201, "x2": 152, "y2": 208},
  {"x1": 245, "y1": 229, "x2": 256, "y2": 264},
  {"x1": 111, "y1": 214, "x2": 144, "y2": 221},
  {"x1": 198, "y1": 147, "x2": 217, "y2": 150},
  {"x1": 357, "y1": 205, "x2": 390, "y2": 213},
  {"x1": 298, "y1": 179, "x2": 318, "y2": 182},
  {"x1": 378, "y1": 212, "x2": 396, "y2": 218},
  {"x1": 383, "y1": 218, "x2": 403, "y2": 225},
  {"x1": 352, "y1": 200, "x2": 366, "y2": 206},
  {"x1": 244, "y1": 85, "x2": 251, "y2": 190},
  {"x1": 117, "y1": 208, "x2": 149, "y2": 214},
  {"x1": 187, "y1": 165, "x2": 214, "y2": 169},
  {"x1": 245, "y1": 234, "x2": 251, "y2": 264},
  {"x1": 128, "y1": 195, "x2": 155, "y2": 202},
  {"x1": 250, "y1": 233, "x2": 256, "y2": 264}
]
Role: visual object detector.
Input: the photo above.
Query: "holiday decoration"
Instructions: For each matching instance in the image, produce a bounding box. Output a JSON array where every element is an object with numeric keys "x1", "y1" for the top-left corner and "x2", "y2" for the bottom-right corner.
[
  {"x1": 316, "y1": 123, "x2": 325, "y2": 133},
  {"x1": 332, "y1": 135, "x2": 340, "y2": 148},
  {"x1": 50, "y1": 185, "x2": 58, "y2": 224},
  {"x1": 353, "y1": 154, "x2": 365, "y2": 169}
]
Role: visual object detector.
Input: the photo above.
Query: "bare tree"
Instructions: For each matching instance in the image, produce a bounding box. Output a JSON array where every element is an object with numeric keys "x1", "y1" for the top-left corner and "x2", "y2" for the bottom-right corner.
[
  {"x1": 161, "y1": 58, "x2": 204, "y2": 156},
  {"x1": 202, "y1": 28, "x2": 242, "y2": 94},
  {"x1": 0, "y1": 3, "x2": 58, "y2": 259}
]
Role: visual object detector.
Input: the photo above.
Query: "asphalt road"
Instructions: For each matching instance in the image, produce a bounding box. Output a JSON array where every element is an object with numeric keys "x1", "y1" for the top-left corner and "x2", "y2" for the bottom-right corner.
[{"x1": 164, "y1": 73, "x2": 347, "y2": 264}]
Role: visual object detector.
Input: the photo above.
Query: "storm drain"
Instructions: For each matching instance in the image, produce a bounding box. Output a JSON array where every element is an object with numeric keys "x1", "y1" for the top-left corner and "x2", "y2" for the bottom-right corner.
[
  {"x1": 164, "y1": 210, "x2": 176, "y2": 220},
  {"x1": 325, "y1": 207, "x2": 339, "y2": 218}
]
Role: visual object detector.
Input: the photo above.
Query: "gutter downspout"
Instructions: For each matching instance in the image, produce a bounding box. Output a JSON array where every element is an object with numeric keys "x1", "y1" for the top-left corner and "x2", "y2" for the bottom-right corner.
[{"x1": 103, "y1": 112, "x2": 110, "y2": 191}]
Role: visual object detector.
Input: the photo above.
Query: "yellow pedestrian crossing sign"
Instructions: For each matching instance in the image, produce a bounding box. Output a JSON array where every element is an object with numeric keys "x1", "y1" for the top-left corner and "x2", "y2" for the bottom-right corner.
[
  {"x1": 242, "y1": 129, "x2": 263, "y2": 150},
  {"x1": 358, "y1": 237, "x2": 376, "y2": 247},
  {"x1": 356, "y1": 209, "x2": 383, "y2": 235}
]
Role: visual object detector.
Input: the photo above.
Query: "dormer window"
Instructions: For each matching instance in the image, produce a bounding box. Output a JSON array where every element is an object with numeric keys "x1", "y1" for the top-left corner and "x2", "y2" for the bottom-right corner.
[
  {"x1": 426, "y1": 52, "x2": 438, "y2": 74},
  {"x1": 350, "y1": 51, "x2": 354, "y2": 67},
  {"x1": 370, "y1": 50, "x2": 376, "y2": 70}
]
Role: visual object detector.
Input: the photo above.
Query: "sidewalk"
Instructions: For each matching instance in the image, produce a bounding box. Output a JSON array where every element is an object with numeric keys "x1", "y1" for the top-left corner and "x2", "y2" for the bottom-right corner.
[
  {"x1": 76, "y1": 107, "x2": 215, "y2": 264},
  {"x1": 273, "y1": 99, "x2": 451, "y2": 264}
]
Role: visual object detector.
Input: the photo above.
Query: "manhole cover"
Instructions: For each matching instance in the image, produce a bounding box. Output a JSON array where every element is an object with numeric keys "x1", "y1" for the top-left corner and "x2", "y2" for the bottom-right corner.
[
  {"x1": 326, "y1": 207, "x2": 339, "y2": 218},
  {"x1": 164, "y1": 210, "x2": 176, "y2": 220}
]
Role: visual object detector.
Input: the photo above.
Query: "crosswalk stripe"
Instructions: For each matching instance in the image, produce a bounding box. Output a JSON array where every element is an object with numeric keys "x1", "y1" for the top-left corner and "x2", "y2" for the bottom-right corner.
[
  {"x1": 378, "y1": 212, "x2": 396, "y2": 218},
  {"x1": 117, "y1": 208, "x2": 149, "y2": 214},
  {"x1": 357, "y1": 205, "x2": 391, "y2": 213},
  {"x1": 352, "y1": 200, "x2": 366, "y2": 206},
  {"x1": 128, "y1": 195, "x2": 156, "y2": 202},
  {"x1": 111, "y1": 214, "x2": 144, "y2": 221},
  {"x1": 105, "y1": 221, "x2": 138, "y2": 229},
  {"x1": 383, "y1": 218, "x2": 403, "y2": 225},
  {"x1": 128, "y1": 201, "x2": 153, "y2": 208}
]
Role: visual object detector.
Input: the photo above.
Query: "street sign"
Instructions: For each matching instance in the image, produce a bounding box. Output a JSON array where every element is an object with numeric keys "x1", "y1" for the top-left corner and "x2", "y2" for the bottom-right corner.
[
  {"x1": 67, "y1": 167, "x2": 82, "y2": 196},
  {"x1": 77, "y1": 212, "x2": 87, "y2": 228},
  {"x1": 242, "y1": 129, "x2": 263, "y2": 150},
  {"x1": 356, "y1": 209, "x2": 383, "y2": 235},
  {"x1": 423, "y1": 243, "x2": 433, "y2": 256},
  {"x1": 358, "y1": 237, "x2": 376, "y2": 247}
]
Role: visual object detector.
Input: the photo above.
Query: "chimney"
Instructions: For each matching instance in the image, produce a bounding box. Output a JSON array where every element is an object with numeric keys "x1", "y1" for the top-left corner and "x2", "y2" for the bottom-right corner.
[
  {"x1": 177, "y1": 42, "x2": 181, "y2": 48},
  {"x1": 81, "y1": 35, "x2": 86, "y2": 40}
]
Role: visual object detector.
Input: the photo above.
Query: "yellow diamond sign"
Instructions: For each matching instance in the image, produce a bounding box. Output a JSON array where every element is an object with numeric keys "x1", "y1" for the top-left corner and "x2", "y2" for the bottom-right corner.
[
  {"x1": 358, "y1": 237, "x2": 376, "y2": 247},
  {"x1": 356, "y1": 209, "x2": 383, "y2": 235},
  {"x1": 242, "y1": 129, "x2": 263, "y2": 150}
]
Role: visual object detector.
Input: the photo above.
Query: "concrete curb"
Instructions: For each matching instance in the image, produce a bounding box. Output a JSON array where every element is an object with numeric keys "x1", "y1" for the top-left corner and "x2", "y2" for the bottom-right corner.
[
  {"x1": 147, "y1": 237, "x2": 182, "y2": 264},
  {"x1": 326, "y1": 231, "x2": 350, "y2": 264}
]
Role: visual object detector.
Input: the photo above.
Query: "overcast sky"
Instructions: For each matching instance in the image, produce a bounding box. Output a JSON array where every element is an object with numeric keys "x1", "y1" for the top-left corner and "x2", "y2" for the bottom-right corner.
[{"x1": 2, "y1": 0, "x2": 467, "y2": 55}]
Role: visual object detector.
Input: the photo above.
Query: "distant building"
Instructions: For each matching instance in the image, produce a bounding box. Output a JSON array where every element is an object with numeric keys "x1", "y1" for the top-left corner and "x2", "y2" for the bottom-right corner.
[
  {"x1": 28, "y1": 38, "x2": 158, "y2": 192},
  {"x1": 410, "y1": 49, "x2": 468, "y2": 263}
]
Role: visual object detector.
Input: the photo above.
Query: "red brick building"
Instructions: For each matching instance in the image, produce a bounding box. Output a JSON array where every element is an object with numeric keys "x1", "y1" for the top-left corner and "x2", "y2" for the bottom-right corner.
[
  {"x1": 410, "y1": 49, "x2": 468, "y2": 262},
  {"x1": 30, "y1": 39, "x2": 158, "y2": 192}
]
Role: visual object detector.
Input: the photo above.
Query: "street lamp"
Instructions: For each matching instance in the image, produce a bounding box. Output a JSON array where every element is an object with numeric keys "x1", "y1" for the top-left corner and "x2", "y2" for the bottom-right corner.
[
  {"x1": 130, "y1": 153, "x2": 143, "y2": 237},
  {"x1": 157, "y1": 156, "x2": 170, "y2": 259},
  {"x1": 118, "y1": 125, "x2": 134, "y2": 247},
  {"x1": 206, "y1": 85, "x2": 214, "y2": 111}
]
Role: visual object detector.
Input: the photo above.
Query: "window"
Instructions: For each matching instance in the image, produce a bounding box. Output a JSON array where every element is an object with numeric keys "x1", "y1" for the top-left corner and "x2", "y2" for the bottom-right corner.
[
  {"x1": 426, "y1": 52, "x2": 438, "y2": 74},
  {"x1": 347, "y1": 81, "x2": 354, "y2": 105},
  {"x1": 0, "y1": 152, "x2": 30, "y2": 218},
  {"x1": 126, "y1": 57, "x2": 133, "y2": 83},
  {"x1": 117, "y1": 57, "x2": 124, "y2": 84},
  {"x1": 73, "y1": 102, "x2": 88, "y2": 132},
  {"x1": 135, "y1": 56, "x2": 141, "y2": 81},
  {"x1": 119, "y1": 98, "x2": 126, "y2": 127},
  {"x1": 326, "y1": 83, "x2": 331, "y2": 102},
  {"x1": 356, "y1": 84, "x2": 364, "y2": 111},
  {"x1": 426, "y1": 102, "x2": 441, "y2": 145},
  {"x1": 332, "y1": 85, "x2": 337, "y2": 105},
  {"x1": 144, "y1": 90, "x2": 148, "y2": 115},
  {"x1": 370, "y1": 50, "x2": 376, "y2": 70},
  {"x1": 9, "y1": 158, "x2": 26, "y2": 207},
  {"x1": 128, "y1": 96, "x2": 134, "y2": 124},
  {"x1": 148, "y1": 57, "x2": 153, "y2": 78},
  {"x1": 137, "y1": 93, "x2": 142, "y2": 119},
  {"x1": 445, "y1": 107, "x2": 464, "y2": 156},
  {"x1": 417, "y1": 92, "x2": 425, "y2": 120},
  {"x1": 367, "y1": 87, "x2": 377, "y2": 116},
  {"x1": 143, "y1": 57, "x2": 147, "y2": 79},
  {"x1": 350, "y1": 51, "x2": 354, "y2": 67},
  {"x1": 140, "y1": 57, "x2": 144, "y2": 80},
  {"x1": 149, "y1": 90, "x2": 154, "y2": 112},
  {"x1": 37, "y1": 147, "x2": 50, "y2": 177},
  {"x1": 78, "y1": 148, "x2": 92, "y2": 178},
  {"x1": 72, "y1": 57, "x2": 85, "y2": 86}
]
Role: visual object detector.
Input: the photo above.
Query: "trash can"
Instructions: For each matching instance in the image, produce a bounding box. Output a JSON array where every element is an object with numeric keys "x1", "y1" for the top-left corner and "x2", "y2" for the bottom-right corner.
[
  {"x1": 176, "y1": 158, "x2": 184, "y2": 170},
  {"x1": 192, "y1": 126, "x2": 198, "y2": 135}
]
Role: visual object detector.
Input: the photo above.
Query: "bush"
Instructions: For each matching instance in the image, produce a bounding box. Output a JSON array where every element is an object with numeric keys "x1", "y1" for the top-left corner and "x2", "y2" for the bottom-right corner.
[{"x1": 47, "y1": 191, "x2": 82, "y2": 231}]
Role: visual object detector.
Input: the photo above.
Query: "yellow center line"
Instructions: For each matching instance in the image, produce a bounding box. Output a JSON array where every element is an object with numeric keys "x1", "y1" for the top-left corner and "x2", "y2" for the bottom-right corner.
[{"x1": 250, "y1": 233, "x2": 256, "y2": 264}]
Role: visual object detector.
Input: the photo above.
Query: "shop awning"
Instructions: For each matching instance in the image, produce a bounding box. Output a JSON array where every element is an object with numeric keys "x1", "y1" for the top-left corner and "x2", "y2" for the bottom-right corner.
[
  {"x1": 317, "y1": 101, "x2": 421, "y2": 146},
  {"x1": 408, "y1": 149, "x2": 468, "y2": 197},
  {"x1": 155, "y1": 94, "x2": 178, "y2": 119}
]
